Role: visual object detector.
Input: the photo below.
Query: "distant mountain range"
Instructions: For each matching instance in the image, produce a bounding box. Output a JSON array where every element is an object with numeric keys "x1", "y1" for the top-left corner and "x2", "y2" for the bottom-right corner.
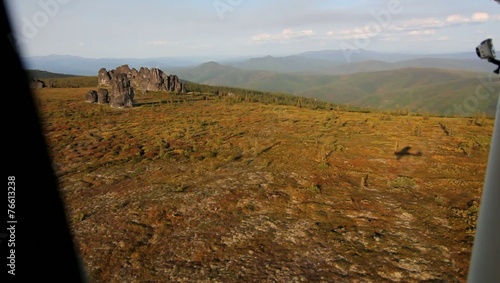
[
  {"x1": 220, "y1": 50, "x2": 489, "y2": 75},
  {"x1": 22, "y1": 49, "x2": 494, "y2": 76},
  {"x1": 20, "y1": 54, "x2": 214, "y2": 76},
  {"x1": 24, "y1": 50, "x2": 499, "y2": 116}
]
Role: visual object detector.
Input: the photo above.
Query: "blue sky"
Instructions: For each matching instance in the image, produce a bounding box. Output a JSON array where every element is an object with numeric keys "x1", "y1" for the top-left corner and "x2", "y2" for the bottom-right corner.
[{"x1": 5, "y1": 0, "x2": 500, "y2": 59}]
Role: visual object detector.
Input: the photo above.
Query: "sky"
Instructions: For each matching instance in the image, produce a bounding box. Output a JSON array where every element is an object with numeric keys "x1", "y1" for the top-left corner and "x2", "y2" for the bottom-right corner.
[{"x1": 4, "y1": 0, "x2": 500, "y2": 59}]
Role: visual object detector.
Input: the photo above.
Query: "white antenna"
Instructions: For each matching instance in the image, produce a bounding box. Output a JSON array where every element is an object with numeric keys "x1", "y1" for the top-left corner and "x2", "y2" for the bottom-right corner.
[{"x1": 467, "y1": 37, "x2": 500, "y2": 281}]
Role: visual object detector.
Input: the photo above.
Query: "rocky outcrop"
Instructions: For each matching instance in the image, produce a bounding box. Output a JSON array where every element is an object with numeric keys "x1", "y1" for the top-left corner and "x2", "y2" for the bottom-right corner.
[
  {"x1": 166, "y1": 73, "x2": 184, "y2": 93},
  {"x1": 115, "y1": 65, "x2": 132, "y2": 75},
  {"x1": 91, "y1": 67, "x2": 135, "y2": 108},
  {"x1": 85, "y1": 90, "x2": 98, "y2": 103},
  {"x1": 30, "y1": 79, "x2": 46, "y2": 89},
  {"x1": 98, "y1": 65, "x2": 185, "y2": 94},
  {"x1": 109, "y1": 73, "x2": 134, "y2": 108},
  {"x1": 85, "y1": 88, "x2": 109, "y2": 104},
  {"x1": 90, "y1": 65, "x2": 184, "y2": 107},
  {"x1": 98, "y1": 68, "x2": 111, "y2": 86},
  {"x1": 96, "y1": 88, "x2": 109, "y2": 104}
]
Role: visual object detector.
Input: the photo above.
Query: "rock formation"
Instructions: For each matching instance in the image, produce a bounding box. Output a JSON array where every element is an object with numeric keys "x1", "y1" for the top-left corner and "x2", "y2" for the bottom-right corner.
[
  {"x1": 97, "y1": 68, "x2": 111, "y2": 86},
  {"x1": 30, "y1": 79, "x2": 46, "y2": 89},
  {"x1": 90, "y1": 65, "x2": 185, "y2": 107},
  {"x1": 109, "y1": 73, "x2": 134, "y2": 108},
  {"x1": 96, "y1": 88, "x2": 109, "y2": 104},
  {"x1": 85, "y1": 90, "x2": 98, "y2": 103},
  {"x1": 98, "y1": 65, "x2": 185, "y2": 94},
  {"x1": 92, "y1": 67, "x2": 135, "y2": 108},
  {"x1": 85, "y1": 88, "x2": 109, "y2": 104}
]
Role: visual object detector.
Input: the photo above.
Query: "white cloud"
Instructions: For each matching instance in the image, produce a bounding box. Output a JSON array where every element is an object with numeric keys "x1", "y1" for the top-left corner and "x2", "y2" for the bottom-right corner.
[
  {"x1": 326, "y1": 28, "x2": 371, "y2": 40},
  {"x1": 408, "y1": 29, "x2": 436, "y2": 36},
  {"x1": 251, "y1": 29, "x2": 316, "y2": 43},
  {"x1": 446, "y1": 12, "x2": 489, "y2": 24},
  {"x1": 471, "y1": 12, "x2": 490, "y2": 22},
  {"x1": 391, "y1": 12, "x2": 493, "y2": 33},
  {"x1": 147, "y1": 40, "x2": 184, "y2": 46},
  {"x1": 251, "y1": 33, "x2": 272, "y2": 42},
  {"x1": 386, "y1": 18, "x2": 445, "y2": 34},
  {"x1": 322, "y1": 10, "x2": 494, "y2": 51},
  {"x1": 409, "y1": 36, "x2": 450, "y2": 42},
  {"x1": 326, "y1": 16, "x2": 445, "y2": 41},
  {"x1": 446, "y1": 14, "x2": 470, "y2": 24}
]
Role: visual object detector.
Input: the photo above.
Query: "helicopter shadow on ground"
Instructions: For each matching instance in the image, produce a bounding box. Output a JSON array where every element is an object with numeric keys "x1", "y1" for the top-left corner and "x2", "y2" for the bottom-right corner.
[{"x1": 394, "y1": 146, "x2": 423, "y2": 160}]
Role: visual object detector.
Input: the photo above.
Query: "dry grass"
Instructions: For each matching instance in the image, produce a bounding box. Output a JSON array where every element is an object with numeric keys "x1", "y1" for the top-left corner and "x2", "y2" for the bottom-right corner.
[{"x1": 35, "y1": 87, "x2": 492, "y2": 282}]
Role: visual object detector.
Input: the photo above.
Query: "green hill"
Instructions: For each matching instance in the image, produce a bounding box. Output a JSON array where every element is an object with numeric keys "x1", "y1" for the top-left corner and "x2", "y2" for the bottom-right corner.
[
  {"x1": 176, "y1": 63, "x2": 498, "y2": 117},
  {"x1": 296, "y1": 68, "x2": 499, "y2": 116}
]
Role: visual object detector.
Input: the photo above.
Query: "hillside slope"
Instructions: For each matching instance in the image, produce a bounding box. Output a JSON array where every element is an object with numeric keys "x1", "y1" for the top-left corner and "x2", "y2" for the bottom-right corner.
[
  {"x1": 297, "y1": 68, "x2": 499, "y2": 116},
  {"x1": 176, "y1": 63, "x2": 499, "y2": 116},
  {"x1": 35, "y1": 87, "x2": 491, "y2": 282}
]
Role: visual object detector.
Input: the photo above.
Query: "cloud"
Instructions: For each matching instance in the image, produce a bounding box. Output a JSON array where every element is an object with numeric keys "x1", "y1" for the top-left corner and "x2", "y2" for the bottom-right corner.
[
  {"x1": 430, "y1": 12, "x2": 490, "y2": 27},
  {"x1": 325, "y1": 16, "x2": 446, "y2": 41},
  {"x1": 409, "y1": 36, "x2": 450, "y2": 42},
  {"x1": 251, "y1": 29, "x2": 315, "y2": 43},
  {"x1": 252, "y1": 33, "x2": 273, "y2": 42},
  {"x1": 408, "y1": 29, "x2": 436, "y2": 36},
  {"x1": 446, "y1": 12, "x2": 489, "y2": 24},
  {"x1": 379, "y1": 33, "x2": 449, "y2": 43},
  {"x1": 147, "y1": 40, "x2": 184, "y2": 46},
  {"x1": 446, "y1": 14, "x2": 470, "y2": 24},
  {"x1": 471, "y1": 12, "x2": 490, "y2": 22},
  {"x1": 326, "y1": 28, "x2": 371, "y2": 40},
  {"x1": 355, "y1": 12, "x2": 495, "y2": 39},
  {"x1": 382, "y1": 12, "x2": 495, "y2": 35},
  {"x1": 326, "y1": 11, "x2": 490, "y2": 44}
]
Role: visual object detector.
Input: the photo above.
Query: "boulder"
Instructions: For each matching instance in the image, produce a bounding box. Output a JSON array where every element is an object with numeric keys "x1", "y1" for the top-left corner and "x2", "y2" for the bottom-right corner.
[
  {"x1": 30, "y1": 79, "x2": 46, "y2": 89},
  {"x1": 115, "y1": 64, "x2": 132, "y2": 76},
  {"x1": 167, "y1": 74, "x2": 185, "y2": 93},
  {"x1": 85, "y1": 90, "x2": 98, "y2": 103},
  {"x1": 96, "y1": 88, "x2": 109, "y2": 104},
  {"x1": 148, "y1": 68, "x2": 165, "y2": 92},
  {"x1": 98, "y1": 68, "x2": 112, "y2": 86},
  {"x1": 109, "y1": 73, "x2": 134, "y2": 108}
]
